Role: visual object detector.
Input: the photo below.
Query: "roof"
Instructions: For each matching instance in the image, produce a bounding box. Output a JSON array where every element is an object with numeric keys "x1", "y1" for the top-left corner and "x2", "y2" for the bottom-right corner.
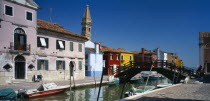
[
  {"x1": 199, "y1": 32, "x2": 210, "y2": 38},
  {"x1": 131, "y1": 50, "x2": 155, "y2": 54},
  {"x1": 37, "y1": 19, "x2": 88, "y2": 41},
  {"x1": 100, "y1": 45, "x2": 133, "y2": 54},
  {"x1": 85, "y1": 47, "x2": 95, "y2": 52}
]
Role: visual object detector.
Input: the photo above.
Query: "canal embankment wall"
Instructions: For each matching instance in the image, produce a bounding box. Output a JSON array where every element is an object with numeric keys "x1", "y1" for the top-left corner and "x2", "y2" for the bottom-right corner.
[{"x1": 0, "y1": 76, "x2": 112, "y2": 91}]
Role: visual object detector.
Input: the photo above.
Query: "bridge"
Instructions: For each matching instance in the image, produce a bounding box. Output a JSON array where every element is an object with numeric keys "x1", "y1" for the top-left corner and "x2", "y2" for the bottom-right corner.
[{"x1": 114, "y1": 60, "x2": 194, "y2": 84}]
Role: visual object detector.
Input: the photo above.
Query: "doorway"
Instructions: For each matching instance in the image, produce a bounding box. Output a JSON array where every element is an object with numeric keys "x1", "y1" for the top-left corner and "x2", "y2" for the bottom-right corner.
[
  {"x1": 207, "y1": 63, "x2": 210, "y2": 73},
  {"x1": 15, "y1": 55, "x2": 25, "y2": 79}
]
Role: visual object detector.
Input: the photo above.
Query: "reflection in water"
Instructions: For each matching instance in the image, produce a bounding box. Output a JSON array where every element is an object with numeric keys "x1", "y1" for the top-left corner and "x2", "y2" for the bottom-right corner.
[{"x1": 28, "y1": 79, "x2": 169, "y2": 101}]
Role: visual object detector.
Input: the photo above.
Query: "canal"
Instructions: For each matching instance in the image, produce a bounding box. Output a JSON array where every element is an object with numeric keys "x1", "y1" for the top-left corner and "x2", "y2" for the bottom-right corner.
[{"x1": 28, "y1": 79, "x2": 169, "y2": 101}]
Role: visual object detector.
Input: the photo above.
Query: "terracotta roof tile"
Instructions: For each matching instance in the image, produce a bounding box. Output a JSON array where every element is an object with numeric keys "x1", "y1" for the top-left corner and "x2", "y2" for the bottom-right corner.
[
  {"x1": 85, "y1": 47, "x2": 95, "y2": 52},
  {"x1": 37, "y1": 19, "x2": 88, "y2": 41},
  {"x1": 100, "y1": 45, "x2": 132, "y2": 53}
]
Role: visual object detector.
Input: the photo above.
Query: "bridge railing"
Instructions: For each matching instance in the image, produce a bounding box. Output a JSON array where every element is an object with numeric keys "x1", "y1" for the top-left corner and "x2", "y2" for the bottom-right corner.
[{"x1": 114, "y1": 60, "x2": 194, "y2": 78}]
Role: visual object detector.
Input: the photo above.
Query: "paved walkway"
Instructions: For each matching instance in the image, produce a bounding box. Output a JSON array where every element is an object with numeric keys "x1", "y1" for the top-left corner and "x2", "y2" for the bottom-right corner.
[
  {"x1": 0, "y1": 76, "x2": 110, "y2": 91},
  {"x1": 122, "y1": 79, "x2": 210, "y2": 101}
]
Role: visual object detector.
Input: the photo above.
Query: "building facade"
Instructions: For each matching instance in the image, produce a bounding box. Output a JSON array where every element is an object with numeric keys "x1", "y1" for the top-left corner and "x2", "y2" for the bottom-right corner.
[
  {"x1": 0, "y1": 0, "x2": 88, "y2": 84},
  {"x1": 153, "y1": 48, "x2": 168, "y2": 67},
  {"x1": 133, "y1": 48, "x2": 157, "y2": 68},
  {"x1": 120, "y1": 52, "x2": 134, "y2": 67},
  {"x1": 199, "y1": 32, "x2": 210, "y2": 74},
  {"x1": 100, "y1": 46, "x2": 120, "y2": 75}
]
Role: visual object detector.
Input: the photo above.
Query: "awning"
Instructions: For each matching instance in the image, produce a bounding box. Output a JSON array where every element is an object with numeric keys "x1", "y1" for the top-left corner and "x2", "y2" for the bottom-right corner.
[
  {"x1": 40, "y1": 38, "x2": 46, "y2": 47},
  {"x1": 58, "y1": 41, "x2": 64, "y2": 49}
]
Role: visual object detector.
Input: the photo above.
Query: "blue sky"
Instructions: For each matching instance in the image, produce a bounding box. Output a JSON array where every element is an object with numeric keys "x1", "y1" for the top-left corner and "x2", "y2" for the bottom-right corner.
[{"x1": 34, "y1": 0, "x2": 210, "y2": 68}]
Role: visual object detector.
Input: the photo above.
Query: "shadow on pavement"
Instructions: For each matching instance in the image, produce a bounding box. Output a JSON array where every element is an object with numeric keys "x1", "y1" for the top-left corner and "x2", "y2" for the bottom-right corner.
[{"x1": 133, "y1": 97, "x2": 204, "y2": 101}]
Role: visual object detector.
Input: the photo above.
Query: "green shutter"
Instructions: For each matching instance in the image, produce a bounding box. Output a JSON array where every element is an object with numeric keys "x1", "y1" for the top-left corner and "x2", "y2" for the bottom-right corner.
[
  {"x1": 70, "y1": 42, "x2": 73, "y2": 51},
  {"x1": 79, "y1": 61, "x2": 82, "y2": 70},
  {"x1": 63, "y1": 61, "x2": 65, "y2": 70},
  {"x1": 79, "y1": 44, "x2": 82, "y2": 52},
  {"x1": 37, "y1": 59, "x2": 41, "y2": 70},
  {"x1": 56, "y1": 60, "x2": 59, "y2": 70},
  {"x1": 45, "y1": 60, "x2": 48, "y2": 70}
]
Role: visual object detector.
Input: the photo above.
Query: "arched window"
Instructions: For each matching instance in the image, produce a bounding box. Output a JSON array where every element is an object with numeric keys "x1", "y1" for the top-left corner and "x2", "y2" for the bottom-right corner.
[{"x1": 14, "y1": 28, "x2": 27, "y2": 51}]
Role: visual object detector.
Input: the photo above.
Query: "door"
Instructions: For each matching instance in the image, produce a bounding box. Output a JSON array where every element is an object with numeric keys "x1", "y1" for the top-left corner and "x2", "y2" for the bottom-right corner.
[
  {"x1": 207, "y1": 63, "x2": 210, "y2": 73},
  {"x1": 15, "y1": 55, "x2": 25, "y2": 79}
]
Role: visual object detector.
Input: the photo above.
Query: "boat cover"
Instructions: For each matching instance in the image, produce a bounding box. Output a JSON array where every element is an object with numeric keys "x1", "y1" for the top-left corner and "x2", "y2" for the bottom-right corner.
[{"x1": 0, "y1": 88, "x2": 17, "y2": 99}]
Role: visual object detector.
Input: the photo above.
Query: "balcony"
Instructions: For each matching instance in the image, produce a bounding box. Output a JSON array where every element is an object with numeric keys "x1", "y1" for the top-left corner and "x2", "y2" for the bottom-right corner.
[{"x1": 9, "y1": 42, "x2": 31, "y2": 54}]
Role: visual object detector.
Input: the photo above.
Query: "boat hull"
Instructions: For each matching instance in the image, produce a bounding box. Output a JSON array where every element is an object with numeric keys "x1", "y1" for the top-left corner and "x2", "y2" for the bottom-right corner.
[{"x1": 27, "y1": 87, "x2": 67, "y2": 98}]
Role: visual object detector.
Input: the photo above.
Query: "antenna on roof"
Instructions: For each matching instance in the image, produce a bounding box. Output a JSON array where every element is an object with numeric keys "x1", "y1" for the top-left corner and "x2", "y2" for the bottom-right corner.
[{"x1": 50, "y1": 8, "x2": 53, "y2": 23}]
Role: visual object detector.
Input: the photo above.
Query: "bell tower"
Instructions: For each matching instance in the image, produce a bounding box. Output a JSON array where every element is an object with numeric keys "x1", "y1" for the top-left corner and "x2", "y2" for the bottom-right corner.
[{"x1": 81, "y1": 5, "x2": 92, "y2": 40}]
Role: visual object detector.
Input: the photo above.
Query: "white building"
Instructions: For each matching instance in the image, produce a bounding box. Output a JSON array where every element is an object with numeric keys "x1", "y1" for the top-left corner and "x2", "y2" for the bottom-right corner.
[
  {"x1": 82, "y1": 5, "x2": 103, "y2": 76},
  {"x1": 153, "y1": 48, "x2": 168, "y2": 67}
]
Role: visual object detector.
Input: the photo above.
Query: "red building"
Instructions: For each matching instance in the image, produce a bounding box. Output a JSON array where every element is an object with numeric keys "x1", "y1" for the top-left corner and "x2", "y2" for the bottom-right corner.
[
  {"x1": 132, "y1": 48, "x2": 157, "y2": 68},
  {"x1": 100, "y1": 46, "x2": 124, "y2": 75}
]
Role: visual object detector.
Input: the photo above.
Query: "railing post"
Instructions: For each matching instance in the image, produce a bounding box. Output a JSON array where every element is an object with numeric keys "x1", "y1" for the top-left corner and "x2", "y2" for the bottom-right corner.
[{"x1": 161, "y1": 60, "x2": 164, "y2": 68}]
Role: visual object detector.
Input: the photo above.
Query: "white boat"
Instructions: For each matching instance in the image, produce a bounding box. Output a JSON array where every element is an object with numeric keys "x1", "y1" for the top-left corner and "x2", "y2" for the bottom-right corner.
[{"x1": 157, "y1": 83, "x2": 172, "y2": 88}]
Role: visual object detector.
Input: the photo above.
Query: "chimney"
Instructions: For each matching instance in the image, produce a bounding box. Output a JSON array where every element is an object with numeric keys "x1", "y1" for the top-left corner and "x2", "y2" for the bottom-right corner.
[{"x1": 95, "y1": 42, "x2": 100, "y2": 54}]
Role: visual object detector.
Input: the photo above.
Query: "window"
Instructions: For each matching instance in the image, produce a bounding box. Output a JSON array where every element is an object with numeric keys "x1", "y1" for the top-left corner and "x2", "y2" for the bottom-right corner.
[
  {"x1": 56, "y1": 40, "x2": 65, "y2": 50},
  {"x1": 37, "y1": 37, "x2": 49, "y2": 48},
  {"x1": 79, "y1": 44, "x2": 82, "y2": 52},
  {"x1": 56, "y1": 60, "x2": 65, "y2": 70},
  {"x1": 116, "y1": 55, "x2": 119, "y2": 60},
  {"x1": 70, "y1": 42, "x2": 74, "y2": 51},
  {"x1": 85, "y1": 54, "x2": 88, "y2": 59},
  {"x1": 130, "y1": 56, "x2": 132, "y2": 61},
  {"x1": 89, "y1": 28, "x2": 91, "y2": 32},
  {"x1": 37, "y1": 59, "x2": 48, "y2": 70},
  {"x1": 26, "y1": 11, "x2": 32, "y2": 21},
  {"x1": 121, "y1": 55, "x2": 124, "y2": 60},
  {"x1": 5, "y1": 5, "x2": 13, "y2": 16},
  {"x1": 85, "y1": 65, "x2": 88, "y2": 71},
  {"x1": 79, "y1": 61, "x2": 82, "y2": 70},
  {"x1": 110, "y1": 54, "x2": 113, "y2": 60}
]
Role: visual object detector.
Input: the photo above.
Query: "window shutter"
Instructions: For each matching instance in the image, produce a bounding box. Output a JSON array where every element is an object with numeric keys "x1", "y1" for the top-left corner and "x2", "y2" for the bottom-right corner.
[
  {"x1": 79, "y1": 44, "x2": 82, "y2": 52},
  {"x1": 63, "y1": 61, "x2": 65, "y2": 70},
  {"x1": 63, "y1": 41, "x2": 65, "y2": 50},
  {"x1": 56, "y1": 40, "x2": 59, "y2": 49},
  {"x1": 45, "y1": 60, "x2": 48, "y2": 70},
  {"x1": 70, "y1": 42, "x2": 73, "y2": 51},
  {"x1": 56, "y1": 60, "x2": 59, "y2": 70},
  {"x1": 46, "y1": 38, "x2": 49, "y2": 48},
  {"x1": 37, "y1": 59, "x2": 41, "y2": 70},
  {"x1": 37, "y1": 37, "x2": 41, "y2": 47}
]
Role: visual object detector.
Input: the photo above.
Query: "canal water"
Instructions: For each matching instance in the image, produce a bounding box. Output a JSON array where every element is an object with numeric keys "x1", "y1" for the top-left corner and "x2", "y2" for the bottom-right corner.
[{"x1": 28, "y1": 79, "x2": 169, "y2": 101}]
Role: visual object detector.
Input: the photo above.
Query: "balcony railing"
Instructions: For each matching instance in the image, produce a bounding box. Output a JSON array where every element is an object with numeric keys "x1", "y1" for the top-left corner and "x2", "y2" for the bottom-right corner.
[{"x1": 9, "y1": 42, "x2": 30, "y2": 54}]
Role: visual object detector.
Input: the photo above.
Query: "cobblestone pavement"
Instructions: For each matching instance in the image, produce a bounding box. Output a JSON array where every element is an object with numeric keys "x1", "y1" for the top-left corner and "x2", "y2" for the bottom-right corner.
[
  {"x1": 0, "y1": 76, "x2": 109, "y2": 91},
  {"x1": 125, "y1": 83, "x2": 210, "y2": 101}
]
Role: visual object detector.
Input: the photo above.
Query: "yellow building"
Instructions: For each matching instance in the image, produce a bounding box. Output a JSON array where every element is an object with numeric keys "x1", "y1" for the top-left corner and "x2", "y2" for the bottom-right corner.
[
  {"x1": 120, "y1": 52, "x2": 134, "y2": 66},
  {"x1": 175, "y1": 56, "x2": 183, "y2": 67}
]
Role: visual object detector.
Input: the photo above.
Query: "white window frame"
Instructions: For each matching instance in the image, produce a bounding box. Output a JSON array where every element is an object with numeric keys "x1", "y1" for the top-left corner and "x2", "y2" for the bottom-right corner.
[
  {"x1": 58, "y1": 40, "x2": 64, "y2": 49},
  {"x1": 25, "y1": 10, "x2": 33, "y2": 22},
  {"x1": 116, "y1": 55, "x2": 119, "y2": 60},
  {"x1": 110, "y1": 54, "x2": 113, "y2": 60},
  {"x1": 121, "y1": 55, "x2": 124, "y2": 60},
  {"x1": 130, "y1": 56, "x2": 132, "y2": 61},
  {"x1": 4, "y1": 4, "x2": 14, "y2": 17}
]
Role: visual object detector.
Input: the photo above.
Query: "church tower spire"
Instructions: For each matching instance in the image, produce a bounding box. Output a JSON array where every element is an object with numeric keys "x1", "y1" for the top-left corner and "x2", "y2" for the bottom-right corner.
[{"x1": 81, "y1": 5, "x2": 92, "y2": 40}]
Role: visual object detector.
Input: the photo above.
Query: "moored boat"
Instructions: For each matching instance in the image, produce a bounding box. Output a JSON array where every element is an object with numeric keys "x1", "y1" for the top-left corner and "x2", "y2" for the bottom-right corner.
[
  {"x1": 125, "y1": 86, "x2": 155, "y2": 97},
  {"x1": 129, "y1": 77, "x2": 143, "y2": 84},
  {"x1": 25, "y1": 83, "x2": 69, "y2": 98},
  {"x1": 107, "y1": 80, "x2": 119, "y2": 86},
  {"x1": 157, "y1": 83, "x2": 172, "y2": 88}
]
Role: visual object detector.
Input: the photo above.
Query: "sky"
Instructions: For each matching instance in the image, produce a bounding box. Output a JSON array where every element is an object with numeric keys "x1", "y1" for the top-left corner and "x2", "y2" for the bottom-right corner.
[{"x1": 34, "y1": 0, "x2": 210, "y2": 68}]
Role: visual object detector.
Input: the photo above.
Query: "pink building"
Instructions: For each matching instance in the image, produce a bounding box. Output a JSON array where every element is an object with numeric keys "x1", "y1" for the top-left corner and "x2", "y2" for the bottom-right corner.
[{"x1": 0, "y1": 0, "x2": 88, "y2": 84}]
